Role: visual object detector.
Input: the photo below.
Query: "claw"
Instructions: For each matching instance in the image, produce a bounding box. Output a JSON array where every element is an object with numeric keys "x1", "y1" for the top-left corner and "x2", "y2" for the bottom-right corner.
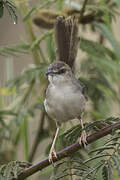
[
  {"x1": 79, "y1": 130, "x2": 87, "y2": 148},
  {"x1": 48, "y1": 127, "x2": 60, "y2": 165},
  {"x1": 49, "y1": 148, "x2": 57, "y2": 166}
]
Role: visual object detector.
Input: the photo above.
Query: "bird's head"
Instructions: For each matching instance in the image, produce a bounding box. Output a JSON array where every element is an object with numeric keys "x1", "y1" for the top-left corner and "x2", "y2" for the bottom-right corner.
[{"x1": 46, "y1": 61, "x2": 72, "y2": 84}]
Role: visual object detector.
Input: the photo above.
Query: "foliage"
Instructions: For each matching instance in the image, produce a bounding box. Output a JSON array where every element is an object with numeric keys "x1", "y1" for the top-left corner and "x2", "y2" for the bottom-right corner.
[
  {"x1": 0, "y1": 161, "x2": 32, "y2": 180},
  {"x1": 0, "y1": 0, "x2": 17, "y2": 24},
  {"x1": 0, "y1": 0, "x2": 120, "y2": 180},
  {"x1": 52, "y1": 117, "x2": 120, "y2": 180}
]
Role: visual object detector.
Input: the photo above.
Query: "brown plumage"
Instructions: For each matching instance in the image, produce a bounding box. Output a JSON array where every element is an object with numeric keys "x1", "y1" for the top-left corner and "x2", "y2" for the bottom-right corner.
[{"x1": 55, "y1": 16, "x2": 79, "y2": 70}]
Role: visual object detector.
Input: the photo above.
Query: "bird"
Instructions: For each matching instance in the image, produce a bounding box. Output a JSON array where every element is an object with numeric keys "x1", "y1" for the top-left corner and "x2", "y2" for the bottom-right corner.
[{"x1": 44, "y1": 16, "x2": 87, "y2": 163}]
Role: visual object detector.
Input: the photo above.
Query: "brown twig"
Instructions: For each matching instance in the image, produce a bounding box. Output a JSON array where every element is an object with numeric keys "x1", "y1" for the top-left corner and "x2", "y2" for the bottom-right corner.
[
  {"x1": 11, "y1": 121, "x2": 120, "y2": 180},
  {"x1": 80, "y1": 0, "x2": 89, "y2": 19}
]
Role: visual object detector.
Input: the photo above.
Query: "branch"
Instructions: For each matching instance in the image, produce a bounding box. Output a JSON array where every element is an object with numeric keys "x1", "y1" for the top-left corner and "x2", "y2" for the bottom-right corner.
[
  {"x1": 80, "y1": 0, "x2": 89, "y2": 19},
  {"x1": 12, "y1": 121, "x2": 120, "y2": 180}
]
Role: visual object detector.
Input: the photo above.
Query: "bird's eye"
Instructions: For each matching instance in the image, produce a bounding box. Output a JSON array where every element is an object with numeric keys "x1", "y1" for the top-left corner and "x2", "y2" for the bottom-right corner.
[{"x1": 58, "y1": 69, "x2": 66, "y2": 74}]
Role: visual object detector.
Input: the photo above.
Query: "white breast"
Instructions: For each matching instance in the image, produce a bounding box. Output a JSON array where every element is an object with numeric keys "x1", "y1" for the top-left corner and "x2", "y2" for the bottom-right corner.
[{"x1": 44, "y1": 83, "x2": 86, "y2": 124}]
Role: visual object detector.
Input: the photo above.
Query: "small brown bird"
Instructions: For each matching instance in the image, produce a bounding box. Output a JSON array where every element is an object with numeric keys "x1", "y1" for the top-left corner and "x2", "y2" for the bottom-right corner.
[{"x1": 44, "y1": 16, "x2": 87, "y2": 163}]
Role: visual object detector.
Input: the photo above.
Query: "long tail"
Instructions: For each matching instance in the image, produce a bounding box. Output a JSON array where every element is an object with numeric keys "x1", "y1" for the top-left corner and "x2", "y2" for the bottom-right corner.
[{"x1": 55, "y1": 16, "x2": 79, "y2": 69}]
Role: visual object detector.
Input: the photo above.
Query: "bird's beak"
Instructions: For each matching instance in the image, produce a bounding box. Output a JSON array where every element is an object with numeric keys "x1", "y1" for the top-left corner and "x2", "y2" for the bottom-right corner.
[{"x1": 45, "y1": 70, "x2": 53, "y2": 76}]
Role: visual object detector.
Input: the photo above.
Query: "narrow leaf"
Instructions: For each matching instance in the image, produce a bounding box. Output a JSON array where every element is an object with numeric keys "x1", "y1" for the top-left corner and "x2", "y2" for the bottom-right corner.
[{"x1": 93, "y1": 23, "x2": 120, "y2": 60}]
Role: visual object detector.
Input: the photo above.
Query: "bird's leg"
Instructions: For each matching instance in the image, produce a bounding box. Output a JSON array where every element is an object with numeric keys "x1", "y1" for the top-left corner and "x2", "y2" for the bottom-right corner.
[
  {"x1": 79, "y1": 118, "x2": 87, "y2": 148},
  {"x1": 49, "y1": 126, "x2": 60, "y2": 164}
]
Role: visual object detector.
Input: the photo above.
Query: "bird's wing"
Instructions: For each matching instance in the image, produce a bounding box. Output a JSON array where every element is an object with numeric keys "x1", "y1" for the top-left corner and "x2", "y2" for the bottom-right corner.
[{"x1": 72, "y1": 77, "x2": 88, "y2": 100}]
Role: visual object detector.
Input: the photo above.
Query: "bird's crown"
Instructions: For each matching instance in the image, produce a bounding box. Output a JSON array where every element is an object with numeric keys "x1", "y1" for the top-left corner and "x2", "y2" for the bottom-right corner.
[{"x1": 46, "y1": 61, "x2": 71, "y2": 76}]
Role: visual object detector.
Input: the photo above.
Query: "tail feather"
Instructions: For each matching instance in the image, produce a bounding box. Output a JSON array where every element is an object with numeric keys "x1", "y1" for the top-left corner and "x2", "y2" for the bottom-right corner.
[{"x1": 55, "y1": 16, "x2": 79, "y2": 69}]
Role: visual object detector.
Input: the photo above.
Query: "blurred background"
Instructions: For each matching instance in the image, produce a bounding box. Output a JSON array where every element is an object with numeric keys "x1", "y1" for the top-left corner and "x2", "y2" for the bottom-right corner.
[{"x1": 0, "y1": 0, "x2": 120, "y2": 179}]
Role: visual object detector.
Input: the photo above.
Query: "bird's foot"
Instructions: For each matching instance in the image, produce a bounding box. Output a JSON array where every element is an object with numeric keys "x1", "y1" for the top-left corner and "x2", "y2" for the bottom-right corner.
[
  {"x1": 79, "y1": 130, "x2": 87, "y2": 148},
  {"x1": 49, "y1": 148, "x2": 57, "y2": 165}
]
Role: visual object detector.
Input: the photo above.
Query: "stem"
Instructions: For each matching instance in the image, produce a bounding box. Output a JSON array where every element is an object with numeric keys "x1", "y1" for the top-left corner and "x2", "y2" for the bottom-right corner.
[
  {"x1": 22, "y1": 117, "x2": 29, "y2": 161},
  {"x1": 21, "y1": 80, "x2": 35, "y2": 106},
  {"x1": 39, "y1": 45, "x2": 46, "y2": 62},
  {"x1": 11, "y1": 120, "x2": 120, "y2": 180},
  {"x1": 30, "y1": 30, "x2": 53, "y2": 51},
  {"x1": 80, "y1": 0, "x2": 89, "y2": 19},
  {"x1": 18, "y1": 2, "x2": 40, "y2": 65},
  {"x1": 67, "y1": 156, "x2": 73, "y2": 180},
  {"x1": 28, "y1": 112, "x2": 45, "y2": 162}
]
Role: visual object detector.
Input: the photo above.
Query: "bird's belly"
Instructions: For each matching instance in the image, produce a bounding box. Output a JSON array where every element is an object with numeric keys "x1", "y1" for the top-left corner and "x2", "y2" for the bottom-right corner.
[{"x1": 44, "y1": 86, "x2": 86, "y2": 124}]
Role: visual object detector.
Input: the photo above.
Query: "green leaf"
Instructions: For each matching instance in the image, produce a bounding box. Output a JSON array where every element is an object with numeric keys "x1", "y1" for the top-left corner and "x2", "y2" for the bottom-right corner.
[
  {"x1": 5, "y1": 2, "x2": 17, "y2": 24},
  {"x1": 90, "y1": 55, "x2": 120, "y2": 80},
  {"x1": 83, "y1": 160, "x2": 105, "y2": 180},
  {"x1": 23, "y1": 0, "x2": 57, "y2": 21},
  {"x1": 93, "y1": 23, "x2": 120, "y2": 60},
  {"x1": 30, "y1": 30, "x2": 53, "y2": 51},
  {"x1": 112, "y1": 155, "x2": 120, "y2": 175},
  {"x1": 89, "y1": 146, "x2": 115, "y2": 154},
  {"x1": 46, "y1": 34, "x2": 56, "y2": 62},
  {"x1": 23, "y1": 7, "x2": 36, "y2": 21},
  {"x1": 0, "y1": 161, "x2": 32, "y2": 180},
  {"x1": 7, "y1": 63, "x2": 48, "y2": 89},
  {"x1": 0, "y1": 44, "x2": 30, "y2": 56},
  {"x1": 80, "y1": 37, "x2": 115, "y2": 59},
  {"x1": 102, "y1": 161, "x2": 114, "y2": 180},
  {"x1": 87, "y1": 4, "x2": 118, "y2": 17},
  {"x1": 0, "y1": 110, "x2": 16, "y2": 116},
  {"x1": 84, "y1": 154, "x2": 110, "y2": 164},
  {"x1": 57, "y1": 0, "x2": 64, "y2": 10},
  {"x1": 104, "y1": 136, "x2": 120, "y2": 145},
  {"x1": 114, "y1": 0, "x2": 120, "y2": 5}
]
